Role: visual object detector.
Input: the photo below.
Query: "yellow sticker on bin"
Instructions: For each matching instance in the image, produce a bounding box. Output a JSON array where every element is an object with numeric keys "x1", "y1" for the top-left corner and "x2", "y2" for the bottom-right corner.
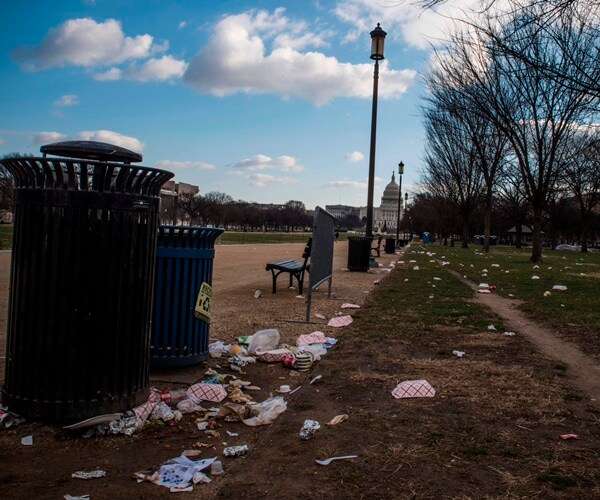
[{"x1": 195, "y1": 282, "x2": 212, "y2": 322}]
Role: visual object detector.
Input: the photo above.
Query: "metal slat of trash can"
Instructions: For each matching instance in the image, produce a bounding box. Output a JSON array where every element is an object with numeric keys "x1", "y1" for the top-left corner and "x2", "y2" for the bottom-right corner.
[
  {"x1": 151, "y1": 226, "x2": 223, "y2": 367},
  {"x1": 347, "y1": 236, "x2": 373, "y2": 272},
  {"x1": 1, "y1": 142, "x2": 173, "y2": 421}
]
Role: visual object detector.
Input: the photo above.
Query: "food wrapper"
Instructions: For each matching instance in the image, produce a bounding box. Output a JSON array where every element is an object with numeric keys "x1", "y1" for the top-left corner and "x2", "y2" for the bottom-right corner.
[
  {"x1": 187, "y1": 383, "x2": 227, "y2": 403},
  {"x1": 296, "y1": 331, "x2": 327, "y2": 346},
  {"x1": 391, "y1": 379, "x2": 436, "y2": 399},
  {"x1": 327, "y1": 315, "x2": 353, "y2": 328},
  {"x1": 256, "y1": 348, "x2": 293, "y2": 363},
  {"x1": 299, "y1": 419, "x2": 320, "y2": 440}
]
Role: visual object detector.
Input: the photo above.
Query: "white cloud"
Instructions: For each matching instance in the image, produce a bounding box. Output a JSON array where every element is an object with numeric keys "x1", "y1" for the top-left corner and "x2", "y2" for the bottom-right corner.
[
  {"x1": 233, "y1": 154, "x2": 303, "y2": 172},
  {"x1": 324, "y1": 175, "x2": 382, "y2": 189},
  {"x1": 33, "y1": 131, "x2": 67, "y2": 145},
  {"x1": 247, "y1": 173, "x2": 297, "y2": 187},
  {"x1": 53, "y1": 94, "x2": 79, "y2": 107},
  {"x1": 183, "y1": 8, "x2": 416, "y2": 105},
  {"x1": 95, "y1": 55, "x2": 188, "y2": 82},
  {"x1": 323, "y1": 179, "x2": 368, "y2": 189},
  {"x1": 75, "y1": 130, "x2": 144, "y2": 151},
  {"x1": 155, "y1": 160, "x2": 216, "y2": 170},
  {"x1": 333, "y1": 0, "x2": 489, "y2": 50},
  {"x1": 13, "y1": 18, "x2": 154, "y2": 70},
  {"x1": 178, "y1": 21, "x2": 187, "y2": 29},
  {"x1": 345, "y1": 151, "x2": 364, "y2": 162},
  {"x1": 150, "y1": 40, "x2": 169, "y2": 55}
]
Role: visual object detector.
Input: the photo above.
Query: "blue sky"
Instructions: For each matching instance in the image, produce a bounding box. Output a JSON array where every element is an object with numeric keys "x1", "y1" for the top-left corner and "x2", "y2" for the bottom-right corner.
[{"x1": 0, "y1": 0, "x2": 475, "y2": 209}]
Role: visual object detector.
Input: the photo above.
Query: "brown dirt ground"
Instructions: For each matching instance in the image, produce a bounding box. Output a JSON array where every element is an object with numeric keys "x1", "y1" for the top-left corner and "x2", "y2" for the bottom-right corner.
[{"x1": 0, "y1": 242, "x2": 599, "y2": 499}]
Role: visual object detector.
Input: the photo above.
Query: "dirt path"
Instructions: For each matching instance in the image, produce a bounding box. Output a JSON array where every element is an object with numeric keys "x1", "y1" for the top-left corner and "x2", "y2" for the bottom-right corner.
[{"x1": 449, "y1": 269, "x2": 600, "y2": 402}]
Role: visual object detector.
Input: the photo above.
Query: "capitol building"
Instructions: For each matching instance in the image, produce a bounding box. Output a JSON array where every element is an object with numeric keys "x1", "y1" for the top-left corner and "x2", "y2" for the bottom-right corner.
[
  {"x1": 358, "y1": 172, "x2": 404, "y2": 233},
  {"x1": 326, "y1": 172, "x2": 405, "y2": 233}
]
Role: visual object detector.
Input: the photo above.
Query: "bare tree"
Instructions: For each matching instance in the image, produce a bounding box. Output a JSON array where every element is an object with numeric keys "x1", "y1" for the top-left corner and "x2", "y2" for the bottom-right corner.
[
  {"x1": 432, "y1": 2, "x2": 596, "y2": 261},
  {"x1": 422, "y1": 107, "x2": 484, "y2": 247},
  {"x1": 560, "y1": 129, "x2": 600, "y2": 251}
]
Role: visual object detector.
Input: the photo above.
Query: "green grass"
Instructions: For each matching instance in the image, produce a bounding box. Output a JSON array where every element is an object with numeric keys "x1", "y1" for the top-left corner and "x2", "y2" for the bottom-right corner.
[
  {"x1": 538, "y1": 467, "x2": 577, "y2": 490},
  {"x1": 0, "y1": 225, "x2": 12, "y2": 250},
  {"x1": 428, "y1": 243, "x2": 600, "y2": 336},
  {"x1": 350, "y1": 244, "x2": 503, "y2": 341}
]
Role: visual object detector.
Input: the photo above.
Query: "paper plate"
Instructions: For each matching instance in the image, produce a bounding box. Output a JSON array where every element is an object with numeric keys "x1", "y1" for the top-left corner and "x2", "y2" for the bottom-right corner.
[{"x1": 63, "y1": 413, "x2": 122, "y2": 430}]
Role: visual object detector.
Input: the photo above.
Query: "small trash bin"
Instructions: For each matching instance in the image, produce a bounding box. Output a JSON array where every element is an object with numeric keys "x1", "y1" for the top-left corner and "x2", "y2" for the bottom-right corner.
[
  {"x1": 0, "y1": 141, "x2": 173, "y2": 421},
  {"x1": 422, "y1": 232, "x2": 431, "y2": 244},
  {"x1": 347, "y1": 236, "x2": 373, "y2": 271},
  {"x1": 384, "y1": 238, "x2": 396, "y2": 254},
  {"x1": 151, "y1": 226, "x2": 224, "y2": 367}
]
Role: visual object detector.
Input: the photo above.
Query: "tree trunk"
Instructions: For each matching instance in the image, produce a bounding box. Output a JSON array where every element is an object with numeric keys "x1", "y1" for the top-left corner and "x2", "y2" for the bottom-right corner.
[
  {"x1": 580, "y1": 215, "x2": 589, "y2": 252},
  {"x1": 483, "y1": 197, "x2": 492, "y2": 253},
  {"x1": 462, "y1": 221, "x2": 469, "y2": 249},
  {"x1": 515, "y1": 224, "x2": 523, "y2": 248},
  {"x1": 530, "y1": 209, "x2": 543, "y2": 263}
]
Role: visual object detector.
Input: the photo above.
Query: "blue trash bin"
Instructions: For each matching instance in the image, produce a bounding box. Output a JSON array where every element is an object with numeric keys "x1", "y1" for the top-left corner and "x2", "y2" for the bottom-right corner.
[
  {"x1": 422, "y1": 232, "x2": 431, "y2": 244},
  {"x1": 151, "y1": 226, "x2": 224, "y2": 367}
]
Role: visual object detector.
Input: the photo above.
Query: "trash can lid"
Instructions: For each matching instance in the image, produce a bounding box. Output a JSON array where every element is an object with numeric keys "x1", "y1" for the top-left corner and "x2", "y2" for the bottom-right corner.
[{"x1": 40, "y1": 141, "x2": 143, "y2": 163}]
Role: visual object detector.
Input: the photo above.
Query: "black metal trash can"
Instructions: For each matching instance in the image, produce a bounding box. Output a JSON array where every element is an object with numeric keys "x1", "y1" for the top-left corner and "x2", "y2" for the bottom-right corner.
[
  {"x1": 151, "y1": 226, "x2": 223, "y2": 367},
  {"x1": 0, "y1": 141, "x2": 173, "y2": 421},
  {"x1": 347, "y1": 236, "x2": 373, "y2": 271},
  {"x1": 384, "y1": 238, "x2": 396, "y2": 254}
]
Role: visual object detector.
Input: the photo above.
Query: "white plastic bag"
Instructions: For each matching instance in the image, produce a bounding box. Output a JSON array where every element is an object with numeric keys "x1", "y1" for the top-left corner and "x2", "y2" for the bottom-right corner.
[
  {"x1": 208, "y1": 341, "x2": 230, "y2": 358},
  {"x1": 242, "y1": 396, "x2": 287, "y2": 426},
  {"x1": 300, "y1": 344, "x2": 327, "y2": 361},
  {"x1": 246, "y1": 329, "x2": 280, "y2": 354},
  {"x1": 176, "y1": 399, "x2": 204, "y2": 414}
]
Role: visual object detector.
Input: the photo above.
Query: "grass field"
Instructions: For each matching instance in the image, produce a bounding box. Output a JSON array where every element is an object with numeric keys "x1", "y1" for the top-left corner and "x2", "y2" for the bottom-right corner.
[
  {"x1": 334, "y1": 244, "x2": 600, "y2": 496},
  {"x1": 429, "y1": 243, "x2": 600, "y2": 337},
  {"x1": 216, "y1": 231, "x2": 351, "y2": 244},
  {"x1": 0, "y1": 227, "x2": 355, "y2": 249}
]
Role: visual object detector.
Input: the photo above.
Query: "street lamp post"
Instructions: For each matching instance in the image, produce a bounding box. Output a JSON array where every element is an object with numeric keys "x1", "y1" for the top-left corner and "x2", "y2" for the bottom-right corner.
[
  {"x1": 365, "y1": 23, "x2": 387, "y2": 238},
  {"x1": 395, "y1": 161, "x2": 404, "y2": 244},
  {"x1": 404, "y1": 192, "x2": 408, "y2": 239}
]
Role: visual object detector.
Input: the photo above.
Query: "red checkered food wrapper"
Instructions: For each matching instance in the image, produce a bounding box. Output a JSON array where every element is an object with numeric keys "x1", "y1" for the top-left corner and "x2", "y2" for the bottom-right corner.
[
  {"x1": 186, "y1": 383, "x2": 227, "y2": 403},
  {"x1": 392, "y1": 379, "x2": 436, "y2": 399},
  {"x1": 327, "y1": 315, "x2": 353, "y2": 328},
  {"x1": 133, "y1": 398, "x2": 159, "y2": 422},
  {"x1": 256, "y1": 348, "x2": 293, "y2": 363},
  {"x1": 296, "y1": 331, "x2": 327, "y2": 346}
]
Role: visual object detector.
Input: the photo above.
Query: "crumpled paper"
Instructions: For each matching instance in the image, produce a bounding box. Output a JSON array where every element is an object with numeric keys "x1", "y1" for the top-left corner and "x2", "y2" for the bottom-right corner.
[{"x1": 135, "y1": 455, "x2": 216, "y2": 491}]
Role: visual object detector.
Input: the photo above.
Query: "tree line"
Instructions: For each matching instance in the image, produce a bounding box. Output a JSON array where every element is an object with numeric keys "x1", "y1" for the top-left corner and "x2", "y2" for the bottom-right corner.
[{"x1": 174, "y1": 192, "x2": 313, "y2": 231}]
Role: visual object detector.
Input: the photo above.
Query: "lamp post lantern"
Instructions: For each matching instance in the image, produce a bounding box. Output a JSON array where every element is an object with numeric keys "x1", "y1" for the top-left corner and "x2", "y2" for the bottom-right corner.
[
  {"x1": 365, "y1": 23, "x2": 387, "y2": 238},
  {"x1": 395, "y1": 161, "x2": 404, "y2": 244}
]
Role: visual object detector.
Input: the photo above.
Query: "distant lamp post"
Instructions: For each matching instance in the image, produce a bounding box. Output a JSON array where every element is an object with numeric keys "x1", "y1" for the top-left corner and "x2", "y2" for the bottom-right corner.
[
  {"x1": 365, "y1": 23, "x2": 387, "y2": 238},
  {"x1": 395, "y1": 161, "x2": 404, "y2": 243},
  {"x1": 404, "y1": 192, "x2": 408, "y2": 239}
]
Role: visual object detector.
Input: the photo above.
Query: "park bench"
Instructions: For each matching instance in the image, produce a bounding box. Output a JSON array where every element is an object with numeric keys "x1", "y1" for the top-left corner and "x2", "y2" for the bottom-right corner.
[
  {"x1": 371, "y1": 236, "x2": 383, "y2": 257},
  {"x1": 265, "y1": 238, "x2": 312, "y2": 294}
]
